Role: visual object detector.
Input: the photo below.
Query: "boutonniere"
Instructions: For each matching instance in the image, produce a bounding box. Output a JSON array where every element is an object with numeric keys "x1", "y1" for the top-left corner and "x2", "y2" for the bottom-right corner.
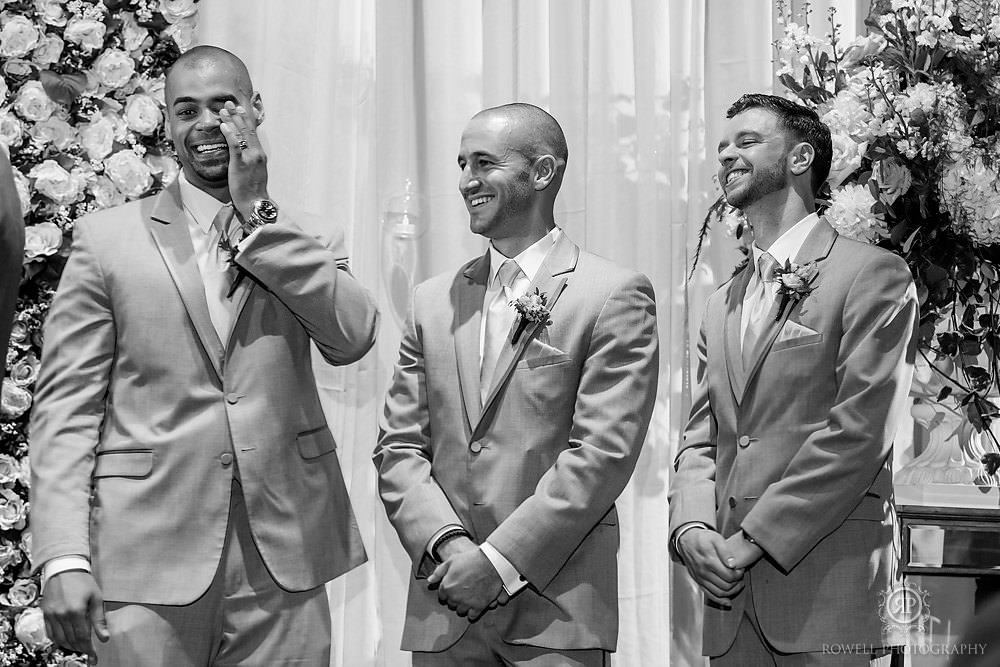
[
  {"x1": 217, "y1": 234, "x2": 247, "y2": 298},
  {"x1": 771, "y1": 260, "x2": 818, "y2": 320},
  {"x1": 510, "y1": 288, "x2": 552, "y2": 344}
]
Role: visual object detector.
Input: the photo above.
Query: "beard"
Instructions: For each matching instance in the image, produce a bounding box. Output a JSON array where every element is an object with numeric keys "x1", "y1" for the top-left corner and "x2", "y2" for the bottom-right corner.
[{"x1": 726, "y1": 159, "x2": 788, "y2": 209}]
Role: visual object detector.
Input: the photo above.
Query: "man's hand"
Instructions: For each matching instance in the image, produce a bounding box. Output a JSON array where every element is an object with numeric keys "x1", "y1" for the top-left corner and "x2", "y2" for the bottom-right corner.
[
  {"x1": 218, "y1": 101, "x2": 269, "y2": 220},
  {"x1": 676, "y1": 528, "x2": 745, "y2": 607},
  {"x1": 427, "y1": 536, "x2": 505, "y2": 621},
  {"x1": 722, "y1": 530, "x2": 764, "y2": 570},
  {"x1": 41, "y1": 571, "x2": 109, "y2": 660}
]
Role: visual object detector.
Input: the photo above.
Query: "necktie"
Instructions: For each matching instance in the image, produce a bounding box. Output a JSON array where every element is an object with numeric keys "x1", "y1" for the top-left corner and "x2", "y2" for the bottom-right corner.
[
  {"x1": 205, "y1": 204, "x2": 238, "y2": 342},
  {"x1": 742, "y1": 252, "x2": 778, "y2": 369},
  {"x1": 481, "y1": 259, "x2": 523, "y2": 403}
]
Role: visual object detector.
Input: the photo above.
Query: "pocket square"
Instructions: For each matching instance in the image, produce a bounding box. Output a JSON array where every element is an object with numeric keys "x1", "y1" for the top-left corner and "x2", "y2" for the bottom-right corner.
[{"x1": 776, "y1": 319, "x2": 819, "y2": 343}]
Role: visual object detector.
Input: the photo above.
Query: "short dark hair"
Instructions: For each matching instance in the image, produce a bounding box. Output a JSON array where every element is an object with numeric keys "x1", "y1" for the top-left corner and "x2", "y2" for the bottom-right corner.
[{"x1": 726, "y1": 93, "x2": 832, "y2": 193}]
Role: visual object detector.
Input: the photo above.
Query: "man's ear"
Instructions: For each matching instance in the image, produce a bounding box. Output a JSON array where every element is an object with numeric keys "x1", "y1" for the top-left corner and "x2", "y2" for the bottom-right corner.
[
  {"x1": 251, "y1": 92, "x2": 265, "y2": 125},
  {"x1": 788, "y1": 141, "x2": 815, "y2": 176},
  {"x1": 533, "y1": 155, "x2": 558, "y2": 191}
]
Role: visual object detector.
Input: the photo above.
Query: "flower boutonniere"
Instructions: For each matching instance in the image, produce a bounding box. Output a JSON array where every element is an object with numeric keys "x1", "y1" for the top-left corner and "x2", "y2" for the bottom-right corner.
[
  {"x1": 510, "y1": 288, "x2": 552, "y2": 343},
  {"x1": 217, "y1": 234, "x2": 247, "y2": 298},
  {"x1": 771, "y1": 260, "x2": 818, "y2": 320}
]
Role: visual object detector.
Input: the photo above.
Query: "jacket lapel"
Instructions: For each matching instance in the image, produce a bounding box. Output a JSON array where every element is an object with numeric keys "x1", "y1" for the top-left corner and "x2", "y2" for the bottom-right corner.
[
  {"x1": 146, "y1": 183, "x2": 225, "y2": 382},
  {"x1": 455, "y1": 254, "x2": 489, "y2": 433},
  {"x1": 724, "y1": 266, "x2": 752, "y2": 404},
  {"x1": 739, "y1": 218, "x2": 837, "y2": 399},
  {"x1": 472, "y1": 234, "x2": 578, "y2": 441}
]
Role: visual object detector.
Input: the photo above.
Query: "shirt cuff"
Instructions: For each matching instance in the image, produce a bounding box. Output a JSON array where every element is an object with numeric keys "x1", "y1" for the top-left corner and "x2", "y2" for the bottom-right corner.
[
  {"x1": 480, "y1": 541, "x2": 528, "y2": 596},
  {"x1": 41, "y1": 556, "x2": 91, "y2": 592},
  {"x1": 671, "y1": 521, "x2": 712, "y2": 554},
  {"x1": 426, "y1": 524, "x2": 466, "y2": 559}
]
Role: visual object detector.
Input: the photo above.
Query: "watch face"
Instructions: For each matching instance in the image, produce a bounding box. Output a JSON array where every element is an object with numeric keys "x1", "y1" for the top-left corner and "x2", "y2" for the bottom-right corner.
[{"x1": 253, "y1": 199, "x2": 279, "y2": 221}]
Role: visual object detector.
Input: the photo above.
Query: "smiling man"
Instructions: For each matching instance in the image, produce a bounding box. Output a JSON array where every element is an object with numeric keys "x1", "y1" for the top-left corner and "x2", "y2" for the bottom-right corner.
[
  {"x1": 29, "y1": 46, "x2": 378, "y2": 666},
  {"x1": 375, "y1": 103, "x2": 659, "y2": 666},
  {"x1": 670, "y1": 93, "x2": 918, "y2": 666}
]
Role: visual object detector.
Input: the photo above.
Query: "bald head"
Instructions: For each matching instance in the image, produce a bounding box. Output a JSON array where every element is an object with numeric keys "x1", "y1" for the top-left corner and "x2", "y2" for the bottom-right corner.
[
  {"x1": 474, "y1": 103, "x2": 568, "y2": 169},
  {"x1": 166, "y1": 45, "x2": 254, "y2": 99}
]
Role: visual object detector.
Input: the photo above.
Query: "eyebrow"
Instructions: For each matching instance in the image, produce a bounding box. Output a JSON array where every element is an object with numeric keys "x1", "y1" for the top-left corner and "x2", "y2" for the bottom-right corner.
[{"x1": 717, "y1": 130, "x2": 764, "y2": 153}]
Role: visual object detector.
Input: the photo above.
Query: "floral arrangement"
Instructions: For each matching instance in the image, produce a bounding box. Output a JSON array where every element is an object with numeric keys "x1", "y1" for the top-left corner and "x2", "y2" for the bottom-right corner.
[
  {"x1": 0, "y1": 1, "x2": 197, "y2": 664},
  {"x1": 701, "y1": 0, "x2": 1000, "y2": 479}
]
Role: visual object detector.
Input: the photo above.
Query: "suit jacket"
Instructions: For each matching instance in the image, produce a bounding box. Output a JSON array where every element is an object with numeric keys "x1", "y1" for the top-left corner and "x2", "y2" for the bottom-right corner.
[
  {"x1": 0, "y1": 149, "x2": 24, "y2": 350},
  {"x1": 374, "y1": 232, "x2": 658, "y2": 652},
  {"x1": 670, "y1": 219, "x2": 918, "y2": 655},
  {"x1": 29, "y1": 181, "x2": 377, "y2": 604}
]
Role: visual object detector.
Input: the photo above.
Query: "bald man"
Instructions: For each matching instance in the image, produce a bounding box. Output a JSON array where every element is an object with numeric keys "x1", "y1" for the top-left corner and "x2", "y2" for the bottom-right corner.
[
  {"x1": 30, "y1": 46, "x2": 378, "y2": 666},
  {"x1": 375, "y1": 104, "x2": 659, "y2": 666}
]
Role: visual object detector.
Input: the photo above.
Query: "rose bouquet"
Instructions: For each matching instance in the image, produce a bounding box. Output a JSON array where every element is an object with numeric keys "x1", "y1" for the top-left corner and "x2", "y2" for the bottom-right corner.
[{"x1": 0, "y1": 2, "x2": 198, "y2": 664}]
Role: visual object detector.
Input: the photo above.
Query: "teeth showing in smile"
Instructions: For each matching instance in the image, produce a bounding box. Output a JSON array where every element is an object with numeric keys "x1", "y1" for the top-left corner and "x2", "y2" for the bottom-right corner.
[
  {"x1": 725, "y1": 169, "x2": 749, "y2": 186},
  {"x1": 470, "y1": 196, "x2": 493, "y2": 208},
  {"x1": 195, "y1": 142, "x2": 226, "y2": 154}
]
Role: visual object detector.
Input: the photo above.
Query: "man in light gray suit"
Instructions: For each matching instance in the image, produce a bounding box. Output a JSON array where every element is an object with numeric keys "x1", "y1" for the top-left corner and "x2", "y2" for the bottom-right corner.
[
  {"x1": 376, "y1": 103, "x2": 658, "y2": 666},
  {"x1": 671, "y1": 94, "x2": 917, "y2": 666}
]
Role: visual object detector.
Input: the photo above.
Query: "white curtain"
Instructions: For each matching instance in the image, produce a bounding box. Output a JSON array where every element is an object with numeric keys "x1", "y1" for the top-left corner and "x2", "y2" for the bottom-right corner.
[{"x1": 194, "y1": 1, "x2": 858, "y2": 665}]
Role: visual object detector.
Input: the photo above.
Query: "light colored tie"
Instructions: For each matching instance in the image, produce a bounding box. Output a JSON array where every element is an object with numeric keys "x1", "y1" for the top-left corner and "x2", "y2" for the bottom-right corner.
[
  {"x1": 205, "y1": 204, "x2": 238, "y2": 343},
  {"x1": 481, "y1": 259, "x2": 523, "y2": 403},
  {"x1": 742, "y1": 252, "x2": 779, "y2": 369}
]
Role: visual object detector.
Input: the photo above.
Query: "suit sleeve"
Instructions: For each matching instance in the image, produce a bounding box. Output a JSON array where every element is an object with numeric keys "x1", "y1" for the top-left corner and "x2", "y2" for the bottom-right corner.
[
  {"x1": 485, "y1": 273, "x2": 659, "y2": 590},
  {"x1": 373, "y1": 282, "x2": 467, "y2": 578},
  {"x1": 668, "y1": 317, "x2": 720, "y2": 560},
  {"x1": 740, "y1": 252, "x2": 918, "y2": 571},
  {"x1": 0, "y1": 149, "x2": 24, "y2": 350},
  {"x1": 29, "y1": 219, "x2": 114, "y2": 570},
  {"x1": 235, "y1": 216, "x2": 378, "y2": 365}
]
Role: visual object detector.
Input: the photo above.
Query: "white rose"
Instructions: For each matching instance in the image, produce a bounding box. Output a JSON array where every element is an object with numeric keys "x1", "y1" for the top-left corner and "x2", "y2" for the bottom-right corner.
[
  {"x1": 0, "y1": 109, "x2": 23, "y2": 147},
  {"x1": 1, "y1": 578, "x2": 38, "y2": 607},
  {"x1": 827, "y1": 132, "x2": 866, "y2": 188},
  {"x1": 28, "y1": 115, "x2": 75, "y2": 151},
  {"x1": 28, "y1": 159, "x2": 84, "y2": 205},
  {"x1": 23, "y1": 222, "x2": 63, "y2": 261},
  {"x1": 63, "y1": 17, "x2": 106, "y2": 52},
  {"x1": 872, "y1": 158, "x2": 913, "y2": 205},
  {"x1": 34, "y1": 0, "x2": 68, "y2": 27},
  {"x1": 165, "y1": 16, "x2": 196, "y2": 51},
  {"x1": 89, "y1": 175, "x2": 125, "y2": 209},
  {"x1": 147, "y1": 153, "x2": 179, "y2": 186},
  {"x1": 0, "y1": 14, "x2": 40, "y2": 58},
  {"x1": 93, "y1": 49, "x2": 136, "y2": 89},
  {"x1": 159, "y1": 0, "x2": 197, "y2": 23},
  {"x1": 13, "y1": 80, "x2": 56, "y2": 122},
  {"x1": 12, "y1": 168, "x2": 30, "y2": 215},
  {"x1": 121, "y1": 13, "x2": 149, "y2": 52},
  {"x1": 0, "y1": 487, "x2": 27, "y2": 530},
  {"x1": 105, "y1": 149, "x2": 152, "y2": 198},
  {"x1": 14, "y1": 607, "x2": 50, "y2": 652},
  {"x1": 78, "y1": 113, "x2": 115, "y2": 160},
  {"x1": 9, "y1": 352, "x2": 40, "y2": 387},
  {"x1": 124, "y1": 93, "x2": 162, "y2": 135},
  {"x1": 0, "y1": 454, "x2": 18, "y2": 484},
  {"x1": 0, "y1": 539, "x2": 22, "y2": 575},
  {"x1": 31, "y1": 34, "x2": 64, "y2": 66}
]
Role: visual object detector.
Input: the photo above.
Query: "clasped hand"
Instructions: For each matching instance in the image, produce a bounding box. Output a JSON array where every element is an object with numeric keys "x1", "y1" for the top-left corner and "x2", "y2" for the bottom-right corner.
[
  {"x1": 677, "y1": 529, "x2": 763, "y2": 608},
  {"x1": 427, "y1": 537, "x2": 509, "y2": 621}
]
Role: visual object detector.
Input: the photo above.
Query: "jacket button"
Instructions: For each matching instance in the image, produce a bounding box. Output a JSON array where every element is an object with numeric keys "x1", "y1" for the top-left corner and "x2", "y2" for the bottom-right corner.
[
  {"x1": 728, "y1": 496, "x2": 737, "y2": 509},
  {"x1": 225, "y1": 393, "x2": 240, "y2": 404},
  {"x1": 220, "y1": 452, "x2": 234, "y2": 466},
  {"x1": 470, "y1": 441, "x2": 483, "y2": 453},
  {"x1": 738, "y1": 435, "x2": 751, "y2": 448}
]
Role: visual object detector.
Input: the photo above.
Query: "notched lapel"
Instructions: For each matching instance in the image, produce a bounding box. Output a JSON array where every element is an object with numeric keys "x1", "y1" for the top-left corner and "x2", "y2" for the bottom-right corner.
[
  {"x1": 147, "y1": 184, "x2": 225, "y2": 382},
  {"x1": 455, "y1": 255, "x2": 489, "y2": 432}
]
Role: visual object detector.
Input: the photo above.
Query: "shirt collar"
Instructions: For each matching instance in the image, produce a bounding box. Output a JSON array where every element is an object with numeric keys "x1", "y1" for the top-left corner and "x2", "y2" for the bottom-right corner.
[
  {"x1": 487, "y1": 227, "x2": 562, "y2": 286},
  {"x1": 177, "y1": 172, "x2": 231, "y2": 233},
  {"x1": 751, "y1": 212, "x2": 819, "y2": 270}
]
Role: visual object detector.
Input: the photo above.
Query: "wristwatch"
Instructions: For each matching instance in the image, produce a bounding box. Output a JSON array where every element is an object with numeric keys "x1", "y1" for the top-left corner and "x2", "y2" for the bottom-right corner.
[{"x1": 243, "y1": 198, "x2": 279, "y2": 233}]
